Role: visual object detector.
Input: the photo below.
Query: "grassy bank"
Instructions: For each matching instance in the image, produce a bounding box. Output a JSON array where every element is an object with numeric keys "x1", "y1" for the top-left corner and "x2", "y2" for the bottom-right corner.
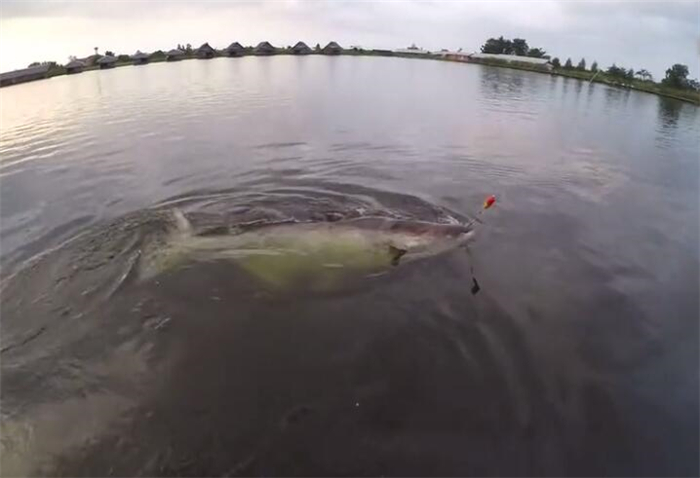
[
  {"x1": 460, "y1": 57, "x2": 699, "y2": 104},
  {"x1": 552, "y1": 68, "x2": 700, "y2": 104}
]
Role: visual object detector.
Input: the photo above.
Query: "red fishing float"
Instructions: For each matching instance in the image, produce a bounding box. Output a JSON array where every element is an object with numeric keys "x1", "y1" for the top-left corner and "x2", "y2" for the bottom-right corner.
[{"x1": 483, "y1": 195, "x2": 496, "y2": 209}]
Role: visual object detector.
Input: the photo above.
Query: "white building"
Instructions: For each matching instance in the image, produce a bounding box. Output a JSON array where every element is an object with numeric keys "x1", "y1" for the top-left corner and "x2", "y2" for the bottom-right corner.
[
  {"x1": 393, "y1": 44, "x2": 431, "y2": 55},
  {"x1": 437, "y1": 50, "x2": 471, "y2": 62},
  {"x1": 468, "y1": 53, "x2": 552, "y2": 68}
]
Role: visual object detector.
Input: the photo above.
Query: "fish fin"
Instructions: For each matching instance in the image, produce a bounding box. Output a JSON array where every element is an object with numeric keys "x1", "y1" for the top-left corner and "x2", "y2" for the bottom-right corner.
[
  {"x1": 388, "y1": 245, "x2": 407, "y2": 266},
  {"x1": 172, "y1": 208, "x2": 192, "y2": 236}
]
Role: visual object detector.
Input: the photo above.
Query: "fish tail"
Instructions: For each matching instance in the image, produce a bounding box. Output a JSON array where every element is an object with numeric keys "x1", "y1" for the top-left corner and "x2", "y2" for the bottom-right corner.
[{"x1": 172, "y1": 208, "x2": 192, "y2": 236}]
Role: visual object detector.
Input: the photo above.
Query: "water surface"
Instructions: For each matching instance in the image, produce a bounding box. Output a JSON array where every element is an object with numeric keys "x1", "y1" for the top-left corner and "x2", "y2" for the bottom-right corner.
[{"x1": 1, "y1": 56, "x2": 698, "y2": 476}]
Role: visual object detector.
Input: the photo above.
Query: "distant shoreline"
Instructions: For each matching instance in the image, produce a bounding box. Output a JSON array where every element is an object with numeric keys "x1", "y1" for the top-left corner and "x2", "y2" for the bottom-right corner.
[
  {"x1": 443, "y1": 55, "x2": 700, "y2": 105},
  {"x1": 2, "y1": 50, "x2": 698, "y2": 105}
]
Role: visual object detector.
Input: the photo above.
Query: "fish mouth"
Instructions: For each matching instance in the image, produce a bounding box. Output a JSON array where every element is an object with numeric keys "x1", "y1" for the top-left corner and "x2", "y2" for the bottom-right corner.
[{"x1": 455, "y1": 229, "x2": 475, "y2": 245}]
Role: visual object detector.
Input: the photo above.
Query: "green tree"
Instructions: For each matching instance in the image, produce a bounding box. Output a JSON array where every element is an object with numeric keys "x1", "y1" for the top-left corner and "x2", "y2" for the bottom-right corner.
[
  {"x1": 635, "y1": 69, "x2": 652, "y2": 81},
  {"x1": 105, "y1": 50, "x2": 114, "y2": 57},
  {"x1": 590, "y1": 61, "x2": 598, "y2": 73},
  {"x1": 606, "y1": 64, "x2": 624, "y2": 77},
  {"x1": 315, "y1": 43, "x2": 321, "y2": 51},
  {"x1": 480, "y1": 38, "x2": 497, "y2": 53},
  {"x1": 626, "y1": 68, "x2": 634, "y2": 80},
  {"x1": 551, "y1": 57, "x2": 561, "y2": 68},
  {"x1": 480, "y1": 36, "x2": 514, "y2": 54},
  {"x1": 117, "y1": 54, "x2": 130, "y2": 62},
  {"x1": 577, "y1": 58, "x2": 586, "y2": 70},
  {"x1": 564, "y1": 58, "x2": 573, "y2": 69},
  {"x1": 511, "y1": 38, "x2": 528, "y2": 56},
  {"x1": 28, "y1": 61, "x2": 57, "y2": 68},
  {"x1": 481, "y1": 36, "x2": 503, "y2": 54},
  {"x1": 661, "y1": 64, "x2": 689, "y2": 89},
  {"x1": 151, "y1": 50, "x2": 166, "y2": 60},
  {"x1": 504, "y1": 40, "x2": 514, "y2": 54},
  {"x1": 527, "y1": 47, "x2": 547, "y2": 58}
]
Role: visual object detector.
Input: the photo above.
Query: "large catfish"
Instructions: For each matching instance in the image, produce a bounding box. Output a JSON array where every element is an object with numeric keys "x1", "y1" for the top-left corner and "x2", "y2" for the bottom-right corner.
[{"x1": 138, "y1": 210, "x2": 475, "y2": 290}]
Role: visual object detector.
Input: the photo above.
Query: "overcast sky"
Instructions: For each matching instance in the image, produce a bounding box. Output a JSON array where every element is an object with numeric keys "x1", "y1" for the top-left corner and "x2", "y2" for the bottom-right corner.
[{"x1": 1, "y1": 1, "x2": 698, "y2": 79}]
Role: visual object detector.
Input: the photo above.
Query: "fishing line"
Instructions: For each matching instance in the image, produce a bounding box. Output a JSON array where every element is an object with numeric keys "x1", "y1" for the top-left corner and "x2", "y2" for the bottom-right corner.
[{"x1": 465, "y1": 195, "x2": 496, "y2": 295}]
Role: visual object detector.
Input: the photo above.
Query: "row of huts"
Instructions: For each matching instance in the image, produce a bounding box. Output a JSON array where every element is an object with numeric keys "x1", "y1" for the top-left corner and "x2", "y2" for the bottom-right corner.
[
  {"x1": 60, "y1": 41, "x2": 343, "y2": 74},
  {"x1": 0, "y1": 64, "x2": 53, "y2": 87},
  {"x1": 174, "y1": 41, "x2": 343, "y2": 58}
]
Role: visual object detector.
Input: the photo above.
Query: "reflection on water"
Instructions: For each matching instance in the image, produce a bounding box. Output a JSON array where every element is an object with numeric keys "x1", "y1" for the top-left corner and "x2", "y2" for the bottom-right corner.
[
  {"x1": 658, "y1": 96, "x2": 683, "y2": 129},
  {"x1": 603, "y1": 83, "x2": 631, "y2": 107},
  {"x1": 478, "y1": 66, "x2": 525, "y2": 101},
  {"x1": 0, "y1": 56, "x2": 698, "y2": 476}
]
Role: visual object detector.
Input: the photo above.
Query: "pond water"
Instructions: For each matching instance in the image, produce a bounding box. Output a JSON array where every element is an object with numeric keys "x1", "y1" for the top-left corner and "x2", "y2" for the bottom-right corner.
[{"x1": 1, "y1": 56, "x2": 698, "y2": 476}]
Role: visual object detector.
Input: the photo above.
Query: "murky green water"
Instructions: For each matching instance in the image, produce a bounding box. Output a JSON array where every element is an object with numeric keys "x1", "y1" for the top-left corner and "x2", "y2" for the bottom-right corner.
[{"x1": 1, "y1": 56, "x2": 698, "y2": 476}]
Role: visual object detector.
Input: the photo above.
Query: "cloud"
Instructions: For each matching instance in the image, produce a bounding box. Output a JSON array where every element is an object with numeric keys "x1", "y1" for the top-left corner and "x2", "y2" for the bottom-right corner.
[{"x1": 0, "y1": 0, "x2": 697, "y2": 78}]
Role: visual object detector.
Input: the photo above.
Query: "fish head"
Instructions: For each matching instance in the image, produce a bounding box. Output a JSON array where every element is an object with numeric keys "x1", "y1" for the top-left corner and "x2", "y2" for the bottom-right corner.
[
  {"x1": 389, "y1": 219, "x2": 472, "y2": 239},
  {"x1": 383, "y1": 220, "x2": 474, "y2": 258}
]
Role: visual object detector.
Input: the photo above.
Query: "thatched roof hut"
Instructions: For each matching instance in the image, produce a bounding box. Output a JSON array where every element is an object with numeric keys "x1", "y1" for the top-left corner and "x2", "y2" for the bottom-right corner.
[
  {"x1": 254, "y1": 41, "x2": 276, "y2": 55},
  {"x1": 65, "y1": 59, "x2": 85, "y2": 74},
  {"x1": 291, "y1": 41, "x2": 312, "y2": 55},
  {"x1": 97, "y1": 55, "x2": 118, "y2": 69},
  {"x1": 225, "y1": 42, "x2": 245, "y2": 56},
  {"x1": 131, "y1": 51, "x2": 149, "y2": 65},
  {"x1": 80, "y1": 54, "x2": 100, "y2": 66},
  {"x1": 166, "y1": 49, "x2": 186, "y2": 61},
  {"x1": 0, "y1": 64, "x2": 51, "y2": 87},
  {"x1": 195, "y1": 42, "x2": 216, "y2": 59},
  {"x1": 322, "y1": 41, "x2": 343, "y2": 55}
]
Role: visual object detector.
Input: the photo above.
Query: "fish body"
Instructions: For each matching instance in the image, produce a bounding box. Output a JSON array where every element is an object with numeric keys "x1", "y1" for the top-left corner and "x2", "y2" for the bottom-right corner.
[{"x1": 139, "y1": 211, "x2": 473, "y2": 289}]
